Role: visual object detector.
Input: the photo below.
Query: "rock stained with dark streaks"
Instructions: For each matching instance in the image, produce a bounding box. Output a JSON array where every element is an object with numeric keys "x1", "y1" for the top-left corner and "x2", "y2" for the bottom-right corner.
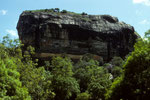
[{"x1": 17, "y1": 10, "x2": 139, "y2": 61}]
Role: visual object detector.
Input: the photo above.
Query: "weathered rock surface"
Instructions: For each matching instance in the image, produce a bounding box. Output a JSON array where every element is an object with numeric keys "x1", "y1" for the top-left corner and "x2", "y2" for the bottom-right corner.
[{"x1": 17, "y1": 10, "x2": 138, "y2": 61}]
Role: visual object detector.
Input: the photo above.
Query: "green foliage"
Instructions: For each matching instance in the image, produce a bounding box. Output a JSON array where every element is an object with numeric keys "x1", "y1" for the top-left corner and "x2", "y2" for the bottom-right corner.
[
  {"x1": 105, "y1": 31, "x2": 150, "y2": 100},
  {"x1": 54, "y1": 8, "x2": 60, "y2": 12},
  {"x1": 19, "y1": 65, "x2": 55, "y2": 100},
  {"x1": 2, "y1": 35, "x2": 22, "y2": 58},
  {"x1": 1, "y1": 35, "x2": 115, "y2": 100},
  {"x1": 52, "y1": 76, "x2": 80, "y2": 100},
  {"x1": 24, "y1": 8, "x2": 87, "y2": 17},
  {"x1": 105, "y1": 77, "x2": 123, "y2": 100},
  {"x1": 81, "y1": 12, "x2": 88, "y2": 15},
  {"x1": 0, "y1": 36, "x2": 55, "y2": 100},
  {"x1": 51, "y1": 56, "x2": 80, "y2": 100},
  {"x1": 74, "y1": 57, "x2": 111, "y2": 100},
  {"x1": 87, "y1": 67, "x2": 112, "y2": 100},
  {"x1": 110, "y1": 57, "x2": 123, "y2": 67},
  {"x1": 51, "y1": 56, "x2": 73, "y2": 77},
  {"x1": 106, "y1": 57, "x2": 124, "y2": 79},
  {"x1": 17, "y1": 46, "x2": 55, "y2": 100},
  {"x1": 5, "y1": 33, "x2": 150, "y2": 100},
  {"x1": 74, "y1": 59, "x2": 99, "y2": 92},
  {"x1": 61, "y1": 10, "x2": 67, "y2": 13},
  {"x1": 111, "y1": 66, "x2": 122, "y2": 79},
  {"x1": 144, "y1": 29, "x2": 150, "y2": 40},
  {"x1": 75, "y1": 92, "x2": 91, "y2": 100},
  {"x1": 0, "y1": 52, "x2": 30, "y2": 99}
]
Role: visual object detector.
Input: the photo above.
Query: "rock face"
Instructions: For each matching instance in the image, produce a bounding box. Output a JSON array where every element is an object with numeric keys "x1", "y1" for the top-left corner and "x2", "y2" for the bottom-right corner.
[{"x1": 17, "y1": 10, "x2": 138, "y2": 61}]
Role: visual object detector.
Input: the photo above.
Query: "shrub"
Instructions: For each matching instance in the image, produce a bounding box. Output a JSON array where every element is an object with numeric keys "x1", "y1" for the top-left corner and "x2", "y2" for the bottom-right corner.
[
  {"x1": 75, "y1": 92, "x2": 91, "y2": 100},
  {"x1": 61, "y1": 10, "x2": 67, "y2": 13}
]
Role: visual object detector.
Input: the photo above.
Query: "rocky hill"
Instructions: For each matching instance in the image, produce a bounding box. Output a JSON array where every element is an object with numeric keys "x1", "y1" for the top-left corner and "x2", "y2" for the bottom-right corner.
[{"x1": 17, "y1": 9, "x2": 139, "y2": 61}]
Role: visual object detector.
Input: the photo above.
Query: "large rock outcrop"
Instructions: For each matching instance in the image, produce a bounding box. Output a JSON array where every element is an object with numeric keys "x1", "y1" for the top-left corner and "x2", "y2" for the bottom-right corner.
[{"x1": 17, "y1": 10, "x2": 138, "y2": 61}]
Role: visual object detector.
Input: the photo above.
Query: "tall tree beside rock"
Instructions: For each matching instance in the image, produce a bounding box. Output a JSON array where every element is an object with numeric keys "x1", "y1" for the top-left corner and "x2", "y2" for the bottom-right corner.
[
  {"x1": 105, "y1": 30, "x2": 150, "y2": 100},
  {"x1": 74, "y1": 57, "x2": 112, "y2": 100},
  {"x1": 0, "y1": 43, "x2": 30, "y2": 100},
  {"x1": 51, "y1": 56, "x2": 80, "y2": 100}
]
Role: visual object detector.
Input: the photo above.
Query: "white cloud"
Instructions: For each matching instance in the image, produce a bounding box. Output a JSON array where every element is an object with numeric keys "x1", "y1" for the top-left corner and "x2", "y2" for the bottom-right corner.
[
  {"x1": 139, "y1": 19, "x2": 150, "y2": 24},
  {"x1": 133, "y1": 0, "x2": 150, "y2": 6},
  {"x1": 6, "y1": 29, "x2": 18, "y2": 37},
  {"x1": 0, "y1": 10, "x2": 7, "y2": 15}
]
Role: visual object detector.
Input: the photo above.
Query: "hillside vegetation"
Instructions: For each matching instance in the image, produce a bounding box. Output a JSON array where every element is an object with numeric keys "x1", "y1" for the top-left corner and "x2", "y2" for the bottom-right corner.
[{"x1": 0, "y1": 30, "x2": 150, "y2": 100}]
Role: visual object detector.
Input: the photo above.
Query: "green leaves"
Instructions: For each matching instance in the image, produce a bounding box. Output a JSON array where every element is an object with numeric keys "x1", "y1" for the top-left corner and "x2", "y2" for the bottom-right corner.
[
  {"x1": 51, "y1": 56, "x2": 80, "y2": 100},
  {"x1": 144, "y1": 29, "x2": 150, "y2": 41},
  {"x1": 52, "y1": 76, "x2": 80, "y2": 100},
  {"x1": 0, "y1": 36, "x2": 55, "y2": 100},
  {"x1": 76, "y1": 92, "x2": 91, "y2": 100},
  {"x1": 74, "y1": 58, "x2": 111, "y2": 100},
  {"x1": 87, "y1": 67, "x2": 111, "y2": 100},
  {"x1": 17, "y1": 51, "x2": 55, "y2": 100},
  {"x1": 0, "y1": 58, "x2": 31, "y2": 100},
  {"x1": 51, "y1": 56, "x2": 73, "y2": 77},
  {"x1": 105, "y1": 30, "x2": 150, "y2": 100}
]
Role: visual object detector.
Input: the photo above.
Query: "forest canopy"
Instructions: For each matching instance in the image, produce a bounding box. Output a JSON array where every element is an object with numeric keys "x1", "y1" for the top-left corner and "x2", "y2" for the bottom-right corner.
[{"x1": 0, "y1": 30, "x2": 150, "y2": 100}]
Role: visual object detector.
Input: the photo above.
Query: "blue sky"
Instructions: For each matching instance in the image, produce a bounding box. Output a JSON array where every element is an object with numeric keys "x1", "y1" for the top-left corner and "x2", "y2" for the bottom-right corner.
[{"x1": 0, "y1": 0, "x2": 150, "y2": 40}]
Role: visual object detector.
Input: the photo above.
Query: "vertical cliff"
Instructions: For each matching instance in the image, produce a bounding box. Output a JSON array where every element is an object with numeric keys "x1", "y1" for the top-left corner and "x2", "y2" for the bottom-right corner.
[{"x1": 17, "y1": 10, "x2": 138, "y2": 61}]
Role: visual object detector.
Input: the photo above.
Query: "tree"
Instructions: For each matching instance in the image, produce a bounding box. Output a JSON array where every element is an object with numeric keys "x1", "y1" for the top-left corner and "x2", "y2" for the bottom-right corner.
[
  {"x1": 74, "y1": 58, "x2": 99, "y2": 92},
  {"x1": 74, "y1": 57, "x2": 111, "y2": 100},
  {"x1": 0, "y1": 57, "x2": 30, "y2": 99},
  {"x1": 54, "y1": 8, "x2": 60, "y2": 12},
  {"x1": 61, "y1": 10, "x2": 67, "y2": 13},
  {"x1": 0, "y1": 38, "x2": 30, "y2": 99},
  {"x1": 75, "y1": 92, "x2": 91, "y2": 100},
  {"x1": 2, "y1": 35, "x2": 22, "y2": 58},
  {"x1": 110, "y1": 57, "x2": 123, "y2": 67},
  {"x1": 105, "y1": 77, "x2": 123, "y2": 100},
  {"x1": 111, "y1": 66, "x2": 122, "y2": 79},
  {"x1": 81, "y1": 12, "x2": 87, "y2": 15},
  {"x1": 0, "y1": 36, "x2": 55, "y2": 100},
  {"x1": 17, "y1": 46, "x2": 55, "y2": 100},
  {"x1": 51, "y1": 56, "x2": 73, "y2": 77},
  {"x1": 87, "y1": 67, "x2": 111, "y2": 100},
  {"x1": 108, "y1": 57, "x2": 124, "y2": 79},
  {"x1": 105, "y1": 30, "x2": 150, "y2": 100},
  {"x1": 18, "y1": 64, "x2": 55, "y2": 100},
  {"x1": 144, "y1": 29, "x2": 150, "y2": 40},
  {"x1": 51, "y1": 56, "x2": 80, "y2": 100}
]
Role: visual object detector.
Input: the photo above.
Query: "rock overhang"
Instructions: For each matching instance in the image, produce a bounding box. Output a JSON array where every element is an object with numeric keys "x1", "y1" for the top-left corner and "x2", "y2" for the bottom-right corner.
[{"x1": 17, "y1": 9, "x2": 138, "y2": 62}]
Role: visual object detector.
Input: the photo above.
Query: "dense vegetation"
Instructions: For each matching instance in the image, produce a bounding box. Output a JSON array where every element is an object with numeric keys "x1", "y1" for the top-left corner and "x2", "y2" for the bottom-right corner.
[
  {"x1": 24, "y1": 8, "x2": 90, "y2": 22},
  {"x1": 24, "y1": 8, "x2": 85, "y2": 16},
  {"x1": 105, "y1": 30, "x2": 150, "y2": 100},
  {"x1": 0, "y1": 30, "x2": 150, "y2": 100}
]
